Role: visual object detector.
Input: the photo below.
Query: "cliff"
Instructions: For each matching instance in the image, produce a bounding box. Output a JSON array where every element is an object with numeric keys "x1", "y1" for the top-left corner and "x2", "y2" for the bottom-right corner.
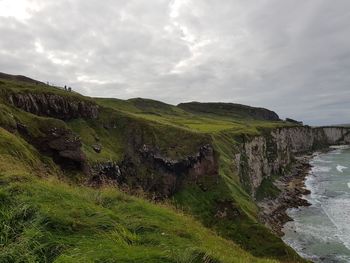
[
  {"x1": 90, "y1": 144, "x2": 218, "y2": 198},
  {"x1": 0, "y1": 73, "x2": 326, "y2": 262},
  {"x1": 6, "y1": 92, "x2": 99, "y2": 120},
  {"x1": 235, "y1": 126, "x2": 350, "y2": 196}
]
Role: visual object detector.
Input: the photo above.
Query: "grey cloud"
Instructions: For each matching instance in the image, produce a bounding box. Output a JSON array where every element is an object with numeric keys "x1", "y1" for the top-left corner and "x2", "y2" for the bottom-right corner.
[{"x1": 0, "y1": 0, "x2": 349, "y2": 125}]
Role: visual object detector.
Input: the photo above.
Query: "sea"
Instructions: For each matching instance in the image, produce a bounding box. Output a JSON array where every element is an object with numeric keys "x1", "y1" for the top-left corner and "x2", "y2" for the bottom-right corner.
[{"x1": 282, "y1": 146, "x2": 350, "y2": 263}]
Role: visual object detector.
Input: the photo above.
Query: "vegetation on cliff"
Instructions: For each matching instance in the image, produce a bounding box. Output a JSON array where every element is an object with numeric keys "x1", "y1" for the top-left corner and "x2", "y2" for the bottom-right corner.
[{"x1": 0, "y1": 73, "x2": 306, "y2": 262}]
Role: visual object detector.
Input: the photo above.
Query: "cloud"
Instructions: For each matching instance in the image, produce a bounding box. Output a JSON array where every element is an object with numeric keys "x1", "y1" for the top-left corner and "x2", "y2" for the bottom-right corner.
[{"x1": 0, "y1": 0, "x2": 349, "y2": 125}]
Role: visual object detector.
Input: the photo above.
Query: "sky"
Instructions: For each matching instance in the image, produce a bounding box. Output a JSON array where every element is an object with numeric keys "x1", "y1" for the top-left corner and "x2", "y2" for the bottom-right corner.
[{"x1": 0, "y1": 0, "x2": 349, "y2": 125}]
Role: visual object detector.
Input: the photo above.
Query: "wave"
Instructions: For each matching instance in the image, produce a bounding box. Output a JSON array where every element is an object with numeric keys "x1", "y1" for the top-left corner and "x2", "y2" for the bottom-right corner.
[
  {"x1": 312, "y1": 156, "x2": 333, "y2": 163},
  {"x1": 330, "y1": 145, "x2": 350, "y2": 150},
  {"x1": 336, "y1": 165, "x2": 348, "y2": 173},
  {"x1": 322, "y1": 198, "x2": 350, "y2": 250},
  {"x1": 284, "y1": 147, "x2": 350, "y2": 262},
  {"x1": 312, "y1": 166, "x2": 332, "y2": 173}
]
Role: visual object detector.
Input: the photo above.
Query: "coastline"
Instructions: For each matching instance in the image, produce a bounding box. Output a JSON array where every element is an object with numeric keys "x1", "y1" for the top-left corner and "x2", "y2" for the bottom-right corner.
[{"x1": 257, "y1": 153, "x2": 317, "y2": 236}]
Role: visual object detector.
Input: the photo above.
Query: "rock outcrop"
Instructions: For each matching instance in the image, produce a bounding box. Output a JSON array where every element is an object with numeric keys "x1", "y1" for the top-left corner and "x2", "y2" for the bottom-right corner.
[
  {"x1": 34, "y1": 127, "x2": 87, "y2": 171},
  {"x1": 7, "y1": 93, "x2": 99, "y2": 120},
  {"x1": 90, "y1": 144, "x2": 219, "y2": 198},
  {"x1": 234, "y1": 126, "x2": 350, "y2": 196},
  {"x1": 138, "y1": 144, "x2": 218, "y2": 197},
  {"x1": 91, "y1": 161, "x2": 121, "y2": 185}
]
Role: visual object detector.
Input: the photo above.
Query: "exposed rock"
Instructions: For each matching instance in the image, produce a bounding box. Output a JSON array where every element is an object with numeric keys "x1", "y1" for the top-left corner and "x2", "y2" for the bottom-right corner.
[
  {"x1": 7, "y1": 92, "x2": 99, "y2": 120},
  {"x1": 234, "y1": 126, "x2": 350, "y2": 196},
  {"x1": 91, "y1": 161, "x2": 121, "y2": 185},
  {"x1": 233, "y1": 126, "x2": 350, "y2": 235},
  {"x1": 35, "y1": 127, "x2": 87, "y2": 171},
  {"x1": 92, "y1": 144, "x2": 102, "y2": 153},
  {"x1": 215, "y1": 200, "x2": 240, "y2": 219},
  {"x1": 137, "y1": 144, "x2": 219, "y2": 197},
  {"x1": 257, "y1": 155, "x2": 313, "y2": 235},
  {"x1": 90, "y1": 144, "x2": 219, "y2": 199},
  {"x1": 16, "y1": 122, "x2": 28, "y2": 134}
]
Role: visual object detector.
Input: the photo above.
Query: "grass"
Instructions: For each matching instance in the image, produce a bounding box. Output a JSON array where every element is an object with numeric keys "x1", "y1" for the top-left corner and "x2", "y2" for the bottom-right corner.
[
  {"x1": 0, "y1": 76, "x2": 306, "y2": 262},
  {"x1": 172, "y1": 131, "x2": 304, "y2": 262},
  {"x1": 0, "y1": 78, "x2": 89, "y2": 100},
  {"x1": 255, "y1": 175, "x2": 281, "y2": 201},
  {"x1": 95, "y1": 97, "x2": 291, "y2": 134},
  {"x1": 0, "y1": 127, "x2": 278, "y2": 263}
]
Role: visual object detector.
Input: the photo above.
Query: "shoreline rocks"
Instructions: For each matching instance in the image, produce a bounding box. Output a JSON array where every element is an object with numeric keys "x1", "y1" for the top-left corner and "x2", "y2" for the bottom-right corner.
[
  {"x1": 257, "y1": 154, "x2": 314, "y2": 236},
  {"x1": 257, "y1": 148, "x2": 340, "y2": 237}
]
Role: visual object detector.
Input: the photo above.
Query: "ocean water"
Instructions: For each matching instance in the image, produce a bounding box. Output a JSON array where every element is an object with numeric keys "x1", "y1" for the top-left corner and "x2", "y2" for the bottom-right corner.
[{"x1": 282, "y1": 146, "x2": 350, "y2": 263}]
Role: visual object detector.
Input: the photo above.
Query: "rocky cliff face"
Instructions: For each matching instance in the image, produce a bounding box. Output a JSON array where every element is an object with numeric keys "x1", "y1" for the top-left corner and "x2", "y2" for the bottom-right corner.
[
  {"x1": 7, "y1": 93, "x2": 99, "y2": 120},
  {"x1": 235, "y1": 126, "x2": 350, "y2": 196},
  {"x1": 91, "y1": 144, "x2": 219, "y2": 198},
  {"x1": 37, "y1": 127, "x2": 87, "y2": 171}
]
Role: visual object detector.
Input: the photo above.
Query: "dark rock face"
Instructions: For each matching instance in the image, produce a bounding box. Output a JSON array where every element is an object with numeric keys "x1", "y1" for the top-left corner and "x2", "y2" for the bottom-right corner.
[
  {"x1": 235, "y1": 126, "x2": 350, "y2": 196},
  {"x1": 90, "y1": 144, "x2": 219, "y2": 198},
  {"x1": 258, "y1": 155, "x2": 313, "y2": 236},
  {"x1": 35, "y1": 127, "x2": 87, "y2": 171},
  {"x1": 137, "y1": 144, "x2": 219, "y2": 197},
  {"x1": 91, "y1": 161, "x2": 121, "y2": 185},
  {"x1": 214, "y1": 200, "x2": 240, "y2": 219},
  {"x1": 7, "y1": 93, "x2": 99, "y2": 120},
  {"x1": 92, "y1": 144, "x2": 102, "y2": 153}
]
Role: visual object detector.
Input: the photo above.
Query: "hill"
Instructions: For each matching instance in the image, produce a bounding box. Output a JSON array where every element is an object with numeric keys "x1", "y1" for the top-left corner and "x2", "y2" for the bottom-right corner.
[
  {"x1": 0, "y1": 73, "x2": 306, "y2": 262},
  {"x1": 177, "y1": 102, "x2": 280, "y2": 121}
]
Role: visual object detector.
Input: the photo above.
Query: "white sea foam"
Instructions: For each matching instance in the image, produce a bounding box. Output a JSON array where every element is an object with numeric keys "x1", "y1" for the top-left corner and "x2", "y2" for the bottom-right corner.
[
  {"x1": 330, "y1": 145, "x2": 350, "y2": 150},
  {"x1": 312, "y1": 166, "x2": 331, "y2": 173},
  {"x1": 322, "y1": 198, "x2": 350, "y2": 250},
  {"x1": 331, "y1": 150, "x2": 342, "y2": 155},
  {"x1": 336, "y1": 165, "x2": 348, "y2": 173},
  {"x1": 312, "y1": 157, "x2": 332, "y2": 163},
  {"x1": 284, "y1": 147, "x2": 350, "y2": 261}
]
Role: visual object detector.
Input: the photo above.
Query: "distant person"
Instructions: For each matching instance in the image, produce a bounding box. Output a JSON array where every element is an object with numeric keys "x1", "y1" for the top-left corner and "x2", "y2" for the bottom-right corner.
[{"x1": 64, "y1": 85, "x2": 67, "y2": 91}]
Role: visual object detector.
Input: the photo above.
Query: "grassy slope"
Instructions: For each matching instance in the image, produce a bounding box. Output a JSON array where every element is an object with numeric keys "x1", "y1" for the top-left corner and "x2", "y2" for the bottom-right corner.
[
  {"x1": 95, "y1": 98, "x2": 303, "y2": 262},
  {"x1": 0, "y1": 127, "x2": 278, "y2": 263},
  {"x1": 0, "y1": 77, "x2": 304, "y2": 262}
]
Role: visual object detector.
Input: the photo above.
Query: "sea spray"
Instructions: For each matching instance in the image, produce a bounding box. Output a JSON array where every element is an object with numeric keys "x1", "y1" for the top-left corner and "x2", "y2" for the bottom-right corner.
[{"x1": 283, "y1": 147, "x2": 350, "y2": 263}]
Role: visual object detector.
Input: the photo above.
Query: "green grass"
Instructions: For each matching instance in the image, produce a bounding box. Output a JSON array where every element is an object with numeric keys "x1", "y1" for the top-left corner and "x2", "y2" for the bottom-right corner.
[
  {"x1": 0, "y1": 78, "x2": 89, "y2": 100},
  {"x1": 0, "y1": 76, "x2": 305, "y2": 262},
  {"x1": 255, "y1": 175, "x2": 281, "y2": 201},
  {"x1": 172, "y1": 131, "x2": 304, "y2": 262},
  {"x1": 95, "y1": 97, "x2": 292, "y2": 135},
  {"x1": 0, "y1": 128, "x2": 278, "y2": 263}
]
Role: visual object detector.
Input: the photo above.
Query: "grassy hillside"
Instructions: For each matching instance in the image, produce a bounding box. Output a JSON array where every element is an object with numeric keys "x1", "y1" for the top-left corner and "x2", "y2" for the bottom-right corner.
[
  {"x1": 0, "y1": 73, "x2": 305, "y2": 262},
  {"x1": 0, "y1": 127, "x2": 279, "y2": 263},
  {"x1": 95, "y1": 97, "x2": 288, "y2": 134}
]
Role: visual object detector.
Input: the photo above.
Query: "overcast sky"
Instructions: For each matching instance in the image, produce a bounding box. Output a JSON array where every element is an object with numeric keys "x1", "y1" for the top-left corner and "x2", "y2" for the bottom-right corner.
[{"x1": 0, "y1": 0, "x2": 349, "y2": 125}]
